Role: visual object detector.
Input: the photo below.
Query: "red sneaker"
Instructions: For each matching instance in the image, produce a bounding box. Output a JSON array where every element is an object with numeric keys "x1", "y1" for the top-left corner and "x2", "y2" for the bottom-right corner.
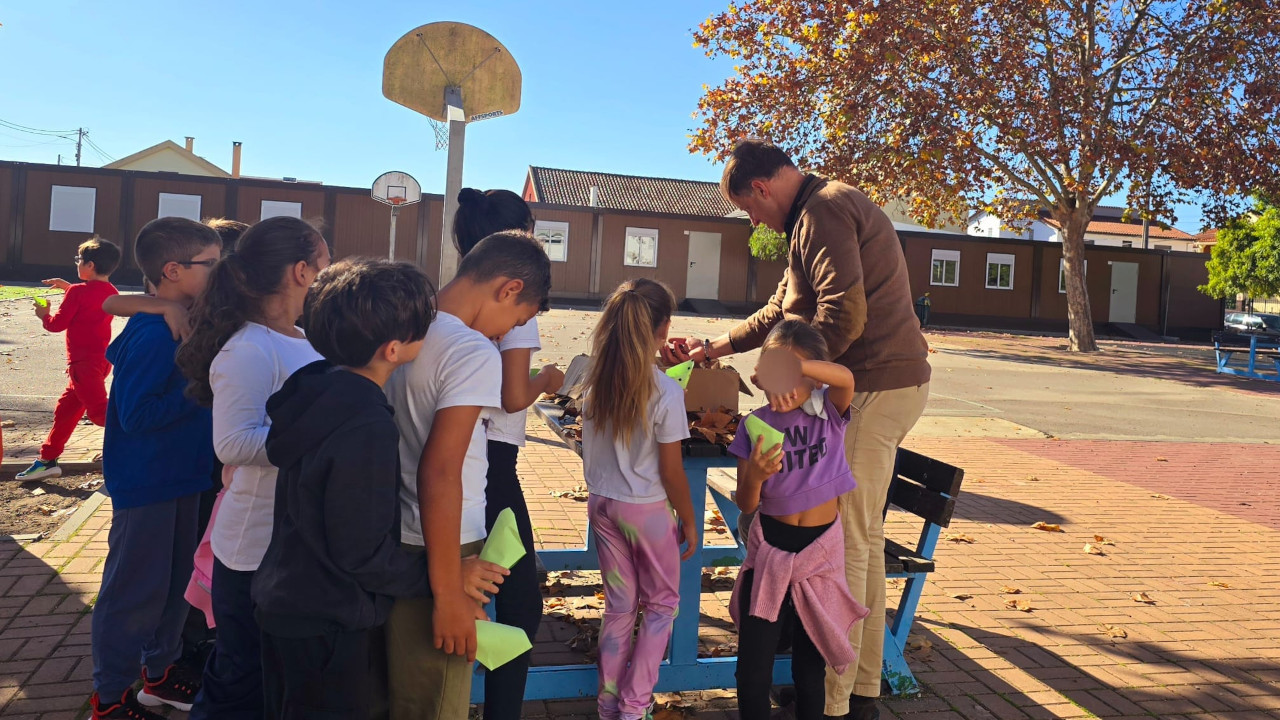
[
  {"x1": 137, "y1": 664, "x2": 201, "y2": 712},
  {"x1": 90, "y1": 690, "x2": 165, "y2": 720}
]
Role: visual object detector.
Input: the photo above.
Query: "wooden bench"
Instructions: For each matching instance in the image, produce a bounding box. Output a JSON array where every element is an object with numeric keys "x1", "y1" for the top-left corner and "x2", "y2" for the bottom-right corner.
[
  {"x1": 707, "y1": 447, "x2": 966, "y2": 696},
  {"x1": 1214, "y1": 331, "x2": 1280, "y2": 382}
]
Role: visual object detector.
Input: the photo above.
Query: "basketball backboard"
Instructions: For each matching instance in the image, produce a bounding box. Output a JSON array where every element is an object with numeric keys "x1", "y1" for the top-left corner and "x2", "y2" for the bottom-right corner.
[
  {"x1": 383, "y1": 22, "x2": 522, "y2": 123},
  {"x1": 372, "y1": 171, "x2": 422, "y2": 206}
]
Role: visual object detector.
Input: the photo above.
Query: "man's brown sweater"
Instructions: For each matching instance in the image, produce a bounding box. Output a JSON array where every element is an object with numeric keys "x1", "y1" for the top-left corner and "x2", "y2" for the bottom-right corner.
[{"x1": 729, "y1": 176, "x2": 931, "y2": 393}]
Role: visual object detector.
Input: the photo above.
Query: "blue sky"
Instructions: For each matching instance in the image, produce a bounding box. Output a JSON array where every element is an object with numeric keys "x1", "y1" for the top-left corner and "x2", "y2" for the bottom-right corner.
[{"x1": 0, "y1": 1, "x2": 1206, "y2": 231}]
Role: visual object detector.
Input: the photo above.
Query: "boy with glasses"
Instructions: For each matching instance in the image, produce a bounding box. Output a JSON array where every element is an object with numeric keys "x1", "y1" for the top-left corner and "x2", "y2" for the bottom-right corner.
[{"x1": 18, "y1": 236, "x2": 122, "y2": 481}]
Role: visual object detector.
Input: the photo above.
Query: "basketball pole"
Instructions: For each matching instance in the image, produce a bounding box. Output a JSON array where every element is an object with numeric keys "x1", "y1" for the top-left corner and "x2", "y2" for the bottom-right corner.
[
  {"x1": 389, "y1": 205, "x2": 399, "y2": 261},
  {"x1": 439, "y1": 86, "x2": 466, "y2": 284}
]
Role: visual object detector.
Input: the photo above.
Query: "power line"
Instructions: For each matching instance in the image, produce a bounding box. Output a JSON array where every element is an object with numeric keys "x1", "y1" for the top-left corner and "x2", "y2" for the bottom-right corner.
[
  {"x1": 0, "y1": 118, "x2": 78, "y2": 136},
  {"x1": 83, "y1": 134, "x2": 115, "y2": 162}
]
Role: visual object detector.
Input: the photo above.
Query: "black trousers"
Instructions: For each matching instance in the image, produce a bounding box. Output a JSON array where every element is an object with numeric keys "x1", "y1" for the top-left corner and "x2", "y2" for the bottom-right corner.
[
  {"x1": 262, "y1": 625, "x2": 386, "y2": 720},
  {"x1": 180, "y1": 463, "x2": 222, "y2": 667},
  {"x1": 736, "y1": 516, "x2": 833, "y2": 720},
  {"x1": 481, "y1": 440, "x2": 543, "y2": 720}
]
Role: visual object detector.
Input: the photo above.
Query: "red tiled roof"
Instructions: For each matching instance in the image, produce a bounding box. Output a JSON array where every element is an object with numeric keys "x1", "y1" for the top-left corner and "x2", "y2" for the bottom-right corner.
[
  {"x1": 1043, "y1": 218, "x2": 1194, "y2": 239},
  {"x1": 525, "y1": 167, "x2": 736, "y2": 217},
  {"x1": 1194, "y1": 229, "x2": 1219, "y2": 244}
]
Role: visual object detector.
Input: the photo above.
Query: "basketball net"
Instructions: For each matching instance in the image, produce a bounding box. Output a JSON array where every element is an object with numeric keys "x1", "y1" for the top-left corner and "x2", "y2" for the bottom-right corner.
[
  {"x1": 389, "y1": 196, "x2": 406, "y2": 206},
  {"x1": 429, "y1": 118, "x2": 449, "y2": 151}
]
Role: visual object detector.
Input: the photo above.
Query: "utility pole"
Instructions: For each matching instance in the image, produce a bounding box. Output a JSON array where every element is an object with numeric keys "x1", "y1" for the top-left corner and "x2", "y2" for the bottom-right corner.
[{"x1": 75, "y1": 128, "x2": 84, "y2": 166}]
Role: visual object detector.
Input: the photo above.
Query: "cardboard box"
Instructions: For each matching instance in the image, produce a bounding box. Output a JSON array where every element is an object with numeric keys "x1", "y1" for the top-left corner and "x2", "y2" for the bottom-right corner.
[{"x1": 684, "y1": 367, "x2": 751, "y2": 414}]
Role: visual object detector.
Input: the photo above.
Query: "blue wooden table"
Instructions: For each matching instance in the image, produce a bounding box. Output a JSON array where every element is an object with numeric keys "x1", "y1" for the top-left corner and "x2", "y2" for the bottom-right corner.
[
  {"x1": 1215, "y1": 333, "x2": 1280, "y2": 382},
  {"x1": 469, "y1": 404, "x2": 784, "y2": 703}
]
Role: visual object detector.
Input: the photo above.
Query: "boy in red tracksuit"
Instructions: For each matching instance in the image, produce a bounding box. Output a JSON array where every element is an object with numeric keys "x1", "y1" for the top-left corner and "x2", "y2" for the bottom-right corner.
[{"x1": 18, "y1": 237, "x2": 122, "y2": 481}]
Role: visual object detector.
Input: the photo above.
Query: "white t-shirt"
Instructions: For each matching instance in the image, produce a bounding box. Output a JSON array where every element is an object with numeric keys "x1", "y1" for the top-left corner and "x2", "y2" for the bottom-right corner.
[
  {"x1": 486, "y1": 317, "x2": 541, "y2": 447},
  {"x1": 386, "y1": 312, "x2": 502, "y2": 546},
  {"x1": 582, "y1": 366, "x2": 690, "y2": 503},
  {"x1": 209, "y1": 323, "x2": 322, "y2": 571}
]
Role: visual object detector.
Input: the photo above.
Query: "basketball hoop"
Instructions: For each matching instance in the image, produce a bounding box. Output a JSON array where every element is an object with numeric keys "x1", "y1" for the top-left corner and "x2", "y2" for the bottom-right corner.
[
  {"x1": 372, "y1": 171, "x2": 423, "y2": 261},
  {"x1": 429, "y1": 118, "x2": 449, "y2": 151}
]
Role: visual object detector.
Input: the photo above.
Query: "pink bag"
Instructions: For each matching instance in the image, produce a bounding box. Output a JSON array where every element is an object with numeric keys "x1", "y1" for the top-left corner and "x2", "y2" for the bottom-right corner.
[{"x1": 184, "y1": 466, "x2": 233, "y2": 628}]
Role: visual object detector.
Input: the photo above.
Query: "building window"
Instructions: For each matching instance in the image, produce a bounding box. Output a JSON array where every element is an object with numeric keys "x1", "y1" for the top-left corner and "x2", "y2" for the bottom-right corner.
[
  {"x1": 930, "y1": 249, "x2": 960, "y2": 287},
  {"x1": 1058, "y1": 259, "x2": 1088, "y2": 293},
  {"x1": 261, "y1": 200, "x2": 302, "y2": 220},
  {"x1": 49, "y1": 185, "x2": 96, "y2": 233},
  {"x1": 1154, "y1": 244, "x2": 1171, "y2": 251},
  {"x1": 533, "y1": 220, "x2": 569, "y2": 263},
  {"x1": 624, "y1": 227, "x2": 658, "y2": 267},
  {"x1": 158, "y1": 193, "x2": 202, "y2": 221},
  {"x1": 985, "y1": 253, "x2": 1015, "y2": 290},
  {"x1": 1121, "y1": 240, "x2": 1134, "y2": 248}
]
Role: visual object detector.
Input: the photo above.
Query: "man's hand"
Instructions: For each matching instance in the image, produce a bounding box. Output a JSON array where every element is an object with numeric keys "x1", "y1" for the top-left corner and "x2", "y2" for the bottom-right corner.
[
  {"x1": 461, "y1": 555, "x2": 509, "y2": 604},
  {"x1": 662, "y1": 337, "x2": 706, "y2": 365},
  {"x1": 433, "y1": 591, "x2": 486, "y2": 661},
  {"x1": 746, "y1": 437, "x2": 784, "y2": 483},
  {"x1": 41, "y1": 278, "x2": 71, "y2": 292}
]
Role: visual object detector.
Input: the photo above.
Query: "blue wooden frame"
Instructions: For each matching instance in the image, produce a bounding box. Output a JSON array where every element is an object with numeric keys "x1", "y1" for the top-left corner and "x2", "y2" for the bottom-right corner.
[{"x1": 1215, "y1": 334, "x2": 1280, "y2": 382}]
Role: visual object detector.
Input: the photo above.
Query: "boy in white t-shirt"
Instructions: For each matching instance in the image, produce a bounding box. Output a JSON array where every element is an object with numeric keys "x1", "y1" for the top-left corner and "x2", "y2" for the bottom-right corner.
[{"x1": 383, "y1": 230, "x2": 553, "y2": 719}]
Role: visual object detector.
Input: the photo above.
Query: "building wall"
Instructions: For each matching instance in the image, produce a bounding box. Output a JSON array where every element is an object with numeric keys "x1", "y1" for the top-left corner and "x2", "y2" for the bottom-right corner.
[
  {"x1": 596, "y1": 212, "x2": 752, "y2": 302},
  {"x1": 21, "y1": 169, "x2": 123, "y2": 268},
  {"x1": 331, "y1": 191, "x2": 421, "y2": 261},
  {"x1": 0, "y1": 166, "x2": 11, "y2": 265},
  {"x1": 906, "y1": 236, "x2": 1036, "y2": 319},
  {"x1": 529, "y1": 205, "x2": 596, "y2": 297},
  {"x1": 234, "y1": 183, "x2": 326, "y2": 226},
  {"x1": 113, "y1": 149, "x2": 226, "y2": 177},
  {"x1": 1166, "y1": 253, "x2": 1221, "y2": 331}
]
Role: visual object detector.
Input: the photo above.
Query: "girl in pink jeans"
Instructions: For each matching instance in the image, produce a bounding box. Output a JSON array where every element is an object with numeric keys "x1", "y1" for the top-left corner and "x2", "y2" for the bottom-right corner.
[{"x1": 580, "y1": 279, "x2": 697, "y2": 720}]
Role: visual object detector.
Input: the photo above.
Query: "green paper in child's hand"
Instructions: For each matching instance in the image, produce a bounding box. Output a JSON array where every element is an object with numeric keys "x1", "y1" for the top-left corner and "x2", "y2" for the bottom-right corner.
[
  {"x1": 744, "y1": 414, "x2": 784, "y2": 450},
  {"x1": 475, "y1": 620, "x2": 532, "y2": 670},
  {"x1": 530, "y1": 367, "x2": 540, "y2": 378},
  {"x1": 34, "y1": 297, "x2": 49, "y2": 308},
  {"x1": 665, "y1": 360, "x2": 694, "y2": 389},
  {"x1": 479, "y1": 507, "x2": 526, "y2": 569}
]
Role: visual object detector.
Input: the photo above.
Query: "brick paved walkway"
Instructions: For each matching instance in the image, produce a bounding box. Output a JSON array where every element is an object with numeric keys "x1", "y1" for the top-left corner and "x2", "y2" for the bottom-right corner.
[{"x1": 1, "y1": 426, "x2": 1278, "y2": 719}]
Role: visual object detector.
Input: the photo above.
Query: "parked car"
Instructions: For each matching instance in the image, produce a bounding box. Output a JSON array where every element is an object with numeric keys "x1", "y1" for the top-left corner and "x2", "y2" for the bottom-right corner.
[{"x1": 1224, "y1": 312, "x2": 1280, "y2": 336}]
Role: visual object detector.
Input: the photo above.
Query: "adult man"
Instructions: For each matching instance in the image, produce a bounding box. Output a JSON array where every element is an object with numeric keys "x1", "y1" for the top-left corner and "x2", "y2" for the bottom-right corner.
[{"x1": 666, "y1": 139, "x2": 930, "y2": 719}]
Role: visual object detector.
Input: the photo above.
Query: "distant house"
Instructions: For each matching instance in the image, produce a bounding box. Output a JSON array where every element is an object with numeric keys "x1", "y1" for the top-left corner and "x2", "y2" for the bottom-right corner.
[
  {"x1": 105, "y1": 137, "x2": 242, "y2": 179},
  {"x1": 968, "y1": 205, "x2": 1197, "y2": 252}
]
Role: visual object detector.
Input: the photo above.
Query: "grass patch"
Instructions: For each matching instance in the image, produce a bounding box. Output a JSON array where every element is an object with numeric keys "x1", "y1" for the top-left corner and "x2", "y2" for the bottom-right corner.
[{"x1": 0, "y1": 285, "x2": 59, "y2": 302}]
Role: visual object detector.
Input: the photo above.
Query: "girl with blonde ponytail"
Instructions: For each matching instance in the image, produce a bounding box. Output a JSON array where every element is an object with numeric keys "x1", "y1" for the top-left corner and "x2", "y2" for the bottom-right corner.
[{"x1": 580, "y1": 278, "x2": 696, "y2": 720}]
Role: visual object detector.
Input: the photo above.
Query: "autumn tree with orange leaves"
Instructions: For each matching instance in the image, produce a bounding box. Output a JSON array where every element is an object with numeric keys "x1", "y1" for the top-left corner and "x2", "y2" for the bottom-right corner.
[{"x1": 692, "y1": 0, "x2": 1280, "y2": 351}]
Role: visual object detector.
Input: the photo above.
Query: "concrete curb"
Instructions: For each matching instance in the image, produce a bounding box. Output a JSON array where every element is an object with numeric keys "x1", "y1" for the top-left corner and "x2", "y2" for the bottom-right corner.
[{"x1": 48, "y1": 490, "x2": 108, "y2": 543}]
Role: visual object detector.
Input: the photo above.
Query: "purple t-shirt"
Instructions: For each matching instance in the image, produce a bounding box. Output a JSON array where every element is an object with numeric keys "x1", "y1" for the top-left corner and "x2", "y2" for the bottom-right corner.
[{"x1": 727, "y1": 390, "x2": 857, "y2": 517}]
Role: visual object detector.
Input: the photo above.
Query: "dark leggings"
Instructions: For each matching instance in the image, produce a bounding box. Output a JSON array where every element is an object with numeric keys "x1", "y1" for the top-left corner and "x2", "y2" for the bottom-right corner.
[
  {"x1": 736, "y1": 515, "x2": 833, "y2": 720},
  {"x1": 482, "y1": 440, "x2": 543, "y2": 720}
]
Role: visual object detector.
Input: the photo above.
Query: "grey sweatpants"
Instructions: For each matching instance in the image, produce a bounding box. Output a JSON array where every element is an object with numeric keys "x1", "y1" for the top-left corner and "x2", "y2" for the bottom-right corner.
[{"x1": 91, "y1": 494, "x2": 200, "y2": 700}]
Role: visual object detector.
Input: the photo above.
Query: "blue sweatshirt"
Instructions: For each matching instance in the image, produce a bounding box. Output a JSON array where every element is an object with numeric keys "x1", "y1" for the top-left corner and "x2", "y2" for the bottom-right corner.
[{"x1": 103, "y1": 314, "x2": 214, "y2": 509}]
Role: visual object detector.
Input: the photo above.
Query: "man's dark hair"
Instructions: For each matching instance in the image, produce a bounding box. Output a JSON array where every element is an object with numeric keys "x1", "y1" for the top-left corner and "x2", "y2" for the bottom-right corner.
[
  {"x1": 203, "y1": 218, "x2": 250, "y2": 255},
  {"x1": 78, "y1": 236, "x2": 122, "y2": 276},
  {"x1": 134, "y1": 217, "x2": 222, "y2": 286},
  {"x1": 302, "y1": 258, "x2": 436, "y2": 368},
  {"x1": 456, "y1": 230, "x2": 552, "y2": 312},
  {"x1": 762, "y1": 319, "x2": 830, "y2": 361},
  {"x1": 720, "y1": 138, "x2": 797, "y2": 198}
]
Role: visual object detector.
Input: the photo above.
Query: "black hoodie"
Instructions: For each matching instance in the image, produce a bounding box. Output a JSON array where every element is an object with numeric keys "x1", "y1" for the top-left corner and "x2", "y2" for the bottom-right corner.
[{"x1": 251, "y1": 360, "x2": 429, "y2": 637}]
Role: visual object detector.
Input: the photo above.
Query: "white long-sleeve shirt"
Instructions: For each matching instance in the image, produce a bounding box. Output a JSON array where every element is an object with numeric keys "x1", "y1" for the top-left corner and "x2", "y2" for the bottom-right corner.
[{"x1": 209, "y1": 322, "x2": 321, "y2": 571}]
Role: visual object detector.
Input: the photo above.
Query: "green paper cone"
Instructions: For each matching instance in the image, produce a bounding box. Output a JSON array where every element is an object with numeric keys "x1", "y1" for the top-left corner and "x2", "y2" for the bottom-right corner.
[
  {"x1": 475, "y1": 620, "x2": 532, "y2": 670},
  {"x1": 665, "y1": 360, "x2": 694, "y2": 389},
  {"x1": 33, "y1": 297, "x2": 49, "y2": 308},
  {"x1": 530, "y1": 367, "x2": 540, "y2": 378},
  {"x1": 480, "y1": 507, "x2": 526, "y2": 569},
  {"x1": 744, "y1": 414, "x2": 785, "y2": 451}
]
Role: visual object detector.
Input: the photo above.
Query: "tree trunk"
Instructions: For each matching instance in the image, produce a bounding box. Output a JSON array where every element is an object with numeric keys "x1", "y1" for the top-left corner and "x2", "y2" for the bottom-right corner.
[{"x1": 1060, "y1": 211, "x2": 1099, "y2": 352}]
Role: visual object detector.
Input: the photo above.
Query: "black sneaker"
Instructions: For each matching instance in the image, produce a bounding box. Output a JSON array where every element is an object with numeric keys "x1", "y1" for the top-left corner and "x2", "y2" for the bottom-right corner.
[
  {"x1": 90, "y1": 690, "x2": 166, "y2": 720},
  {"x1": 137, "y1": 664, "x2": 201, "y2": 712}
]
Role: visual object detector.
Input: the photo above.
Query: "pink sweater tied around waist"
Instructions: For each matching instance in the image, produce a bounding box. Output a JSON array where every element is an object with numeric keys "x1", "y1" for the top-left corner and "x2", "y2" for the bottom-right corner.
[{"x1": 730, "y1": 516, "x2": 870, "y2": 674}]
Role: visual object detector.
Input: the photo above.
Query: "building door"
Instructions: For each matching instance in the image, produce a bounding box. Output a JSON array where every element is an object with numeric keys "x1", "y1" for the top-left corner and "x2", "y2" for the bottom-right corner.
[
  {"x1": 686, "y1": 232, "x2": 722, "y2": 300},
  {"x1": 1109, "y1": 262, "x2": 1139, "y2": 324}
]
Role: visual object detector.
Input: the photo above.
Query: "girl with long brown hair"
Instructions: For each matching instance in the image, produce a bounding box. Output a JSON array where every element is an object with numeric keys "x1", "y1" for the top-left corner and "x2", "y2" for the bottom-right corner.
[
  {"x1": 579, "y1": 278, "x2": 696, "y2": 720},
  {"x1": 175, "y1": 216, "x2": 330, "y2": 720}
]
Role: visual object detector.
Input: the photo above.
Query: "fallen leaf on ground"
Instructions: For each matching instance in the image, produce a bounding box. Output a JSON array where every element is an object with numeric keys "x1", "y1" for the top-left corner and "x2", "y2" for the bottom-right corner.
[
  {"x1": 36, "y1": 504, "x2": 57, "y2": 516},
  {"x1": 1208, "y1": 581, "x2": 1231, "y2": 589},
  {"x1": 943, "y1": 533, "x2": 975, "y2": 543},
  {"x1": 77, "y1": 478, "x2": 104, "y2": 491},
  {"x1": 1151, "y1": 494, "x2": 1173, "y2": 500},
  {"x1": 1092, "y1": 535, "x2": 1115, "y2": 545},
  {"x1": 1027, "y1": 475, "x2": 1041, "y2": 482},
  {"x1": 1000, "y1": 586, "x2": 1022, "y2": 594},
  {"x1": 30, "y1": 488, "x2": 46, "y2": 496},
  {"x1": 1101, "y1": 624, "x2": 1128, "y2": 638},
  {"x1": 949, "y1": 593, "x2": 974, "y2": 601},
  {"x1": 1131, "y1": 592, "x2": 1156, "y2": 604},
  {"x1": 1084, "y1": 543, "x2": 1105, "y2": 555},
  {"x1": 1004, "y1": 599, "x2": 1033, "y2": 612},
  {"x1": 1031, "y1": 521, "x2": 1062, "y2": 532},
  {"x1": 1155, "y1": 457, "x2": 1168, "y2": 462}
]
